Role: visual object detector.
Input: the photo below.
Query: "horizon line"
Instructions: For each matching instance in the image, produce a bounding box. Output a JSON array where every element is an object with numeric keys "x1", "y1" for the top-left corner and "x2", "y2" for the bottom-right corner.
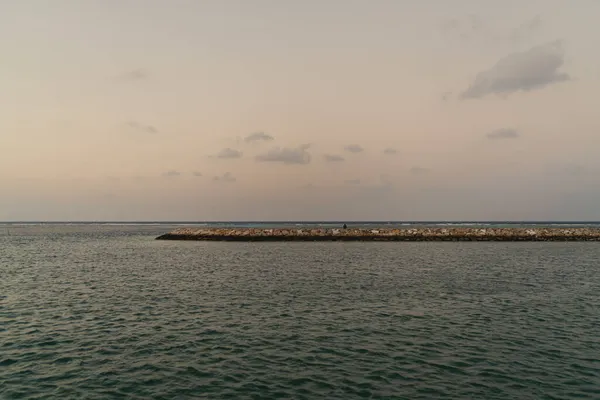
[{"x1": 2, "y1": 220, "x2": 600, "y2": 224}]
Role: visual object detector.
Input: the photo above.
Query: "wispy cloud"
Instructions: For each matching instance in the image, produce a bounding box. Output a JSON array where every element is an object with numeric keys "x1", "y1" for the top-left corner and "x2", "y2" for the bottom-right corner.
[
  {"x1": 192, "y1": 171, "x2": 203, "y2": 177},
  {"x1": 509, "y1": 15, "x2": 542, "y2": 43},
  {"x1": 461, "y1": 41, "x2": 569, "y2": 99},
  {"x1": 163, "y1": 170, "x2": 181, "y2": 177},
  {"x1": 383, "y1": 148, "x2": 398, "y2": 155},
  {"x1": 344, "y1": 144, "x2": 364, "y2": 153},
  {"x1": 486, "y1": 128, "x2": 520, "y2": 140},
  {"x1": 441, "y1": 91, "x2": 453, "y2": 102},
  {"x1": 256, "y1": 144, "x2": 311, "y2": 165},
  {"x1": 126, "y1": 121, "x2": 158, "y2": 134},
  {"x1": 213, "y1": 172, "x2": 236, "y2": 183},
  {"x1": 244, "y1": 132, "x2": 274, "y2": 143},
  {"x1": 324, "y1": 154, "x2": 345, "y2": 162},
  {"x1": 440, "y1": 15, "x2": 542, "y2": 45},
  {"x1": 115, "y1": 68, "x2": 148, "y2": 82},
  {"x1": 440, "y1": 14, "x2": 486, "y2": 41},
  {"x1": 409, "y1": 167, "x2": 430, "y2": 175},
  {"x1": 216, "y1": 148, "x2": 243, "y2": 159}
]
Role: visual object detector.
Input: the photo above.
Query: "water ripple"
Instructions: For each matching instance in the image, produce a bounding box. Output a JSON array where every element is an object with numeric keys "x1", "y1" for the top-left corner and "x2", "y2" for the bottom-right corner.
[{"x1": 1, "y1": 226, "x2": 600, "y2": 399}]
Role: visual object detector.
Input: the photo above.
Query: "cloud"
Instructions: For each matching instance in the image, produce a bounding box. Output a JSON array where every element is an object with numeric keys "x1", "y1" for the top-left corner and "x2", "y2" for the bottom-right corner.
[
  {"x1": 383, "y1": 148, "x2": 398, "y2": 155},
  {"x1": 216, "y1": 148, "x2": 243, "y2": 159},
  {"x1": 255, "y1": 144, "x2": 311, "y2": 165},
  {"x1": 116, "y1": 69, "x2": 148, "y2": 81},
  {"x1": 461, "y1": 41, "x2": 570, "y2": 99},
  {"x1": 440, "y1": 14, "x2": 486, "y2": 41},
  {"x1": 244, "y1": 132, "x2": 274, "y2": 143},
  {"x1": 213, "y1": 172, "x2": 236, "y2": 183},
  {"x1": 126, "y1": 121, "x2": 158, "y2": 134},
  {"x1": 192, "y1": 171, "x2": 203, "y2": 177},
  {"x1": 440, "y1": 15, "x2": 541, "y2": 44},
  {"x1": 324, "y1": 154, "x2": 345, "y2": 162},
  {"x1": 163, "y1": 170, "x2": 181, "y2": 177},
  {"x1": 345, "y1": 179, "x2": 361, "y2": 185},
  {"x1": 344, "y1": 144, "x2": 364, "y2": 153},
  {"x1": 409, "y1": 167, "x2": 430, "y2": 175},
  {"x1": 509, "y1": 15, "x2": 542, "y2": 43},
  {"x1": 486, "y1": 128, "x2": 520, "y2": 140}
]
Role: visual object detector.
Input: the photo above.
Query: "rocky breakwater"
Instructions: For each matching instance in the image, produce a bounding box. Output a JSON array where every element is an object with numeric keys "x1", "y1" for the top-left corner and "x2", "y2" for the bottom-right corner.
[{"x1": 156, "y1": 227, "x2": 600, "y2": 241}]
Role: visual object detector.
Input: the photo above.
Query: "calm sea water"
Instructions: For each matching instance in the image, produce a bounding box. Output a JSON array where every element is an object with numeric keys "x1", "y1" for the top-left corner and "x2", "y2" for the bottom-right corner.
[{"x1": 1, "y1": 223, "x2": 600, "y2": 399}]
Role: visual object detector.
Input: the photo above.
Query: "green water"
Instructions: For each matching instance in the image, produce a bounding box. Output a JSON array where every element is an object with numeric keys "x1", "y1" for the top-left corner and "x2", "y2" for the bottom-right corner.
[{"x1": 1, "y1": 225, "x2": 599, "y2": 399}]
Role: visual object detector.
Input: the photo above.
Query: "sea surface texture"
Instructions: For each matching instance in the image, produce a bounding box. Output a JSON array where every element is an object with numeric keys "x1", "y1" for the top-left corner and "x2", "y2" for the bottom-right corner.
[{"x1": 1, "y1": 223, "x2": 600, "y2": 399}]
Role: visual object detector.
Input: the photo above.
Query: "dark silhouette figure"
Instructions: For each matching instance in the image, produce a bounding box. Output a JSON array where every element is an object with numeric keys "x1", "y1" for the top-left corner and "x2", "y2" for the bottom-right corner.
[{"x1": 343, "y1": 224, "x2": 347, "y2": 229}]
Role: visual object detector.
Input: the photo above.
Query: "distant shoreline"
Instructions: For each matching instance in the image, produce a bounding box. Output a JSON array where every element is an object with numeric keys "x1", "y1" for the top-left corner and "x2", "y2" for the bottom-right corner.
[{"x1": 156, "y1": 227, "x2": 600, "y2": 242}]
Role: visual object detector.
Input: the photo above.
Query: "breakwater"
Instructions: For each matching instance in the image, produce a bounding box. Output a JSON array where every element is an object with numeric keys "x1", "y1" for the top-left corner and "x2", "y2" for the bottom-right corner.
[{"x1": 156, "y1": 227, "x2": 600, "y2": 241}]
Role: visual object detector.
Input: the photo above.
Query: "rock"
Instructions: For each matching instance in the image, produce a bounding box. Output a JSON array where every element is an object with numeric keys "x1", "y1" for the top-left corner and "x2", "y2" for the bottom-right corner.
[{"x1": 156, "y1": 227, "x2": 600, "y2": 241}]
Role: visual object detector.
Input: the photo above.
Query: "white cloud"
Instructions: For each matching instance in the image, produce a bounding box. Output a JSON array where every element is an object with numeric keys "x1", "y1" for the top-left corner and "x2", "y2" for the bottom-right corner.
[
  {"x1": 324, "y1": 154, "x2": 345, "y2": 162},
  {"x1": 461, "y1": 41, "x2": 569, "y2": 99},
  {"x1": 244, "y1": 132, "x2": 274, "y2": 143},
  {"x1": 256, "y1": 144, "x2": 311, "y2": 165},
  {"x1": 486, "y1": 128, "x2": 520, "y2": 140},
  {"x1": 216, "y1": 148, "x2": 243, "y2": 159}
]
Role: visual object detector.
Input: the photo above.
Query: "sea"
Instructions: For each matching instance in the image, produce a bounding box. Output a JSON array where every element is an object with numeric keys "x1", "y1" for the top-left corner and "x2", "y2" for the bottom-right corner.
[{"x1": 1, "y1": 221, "x2": 599, "y2": 399}]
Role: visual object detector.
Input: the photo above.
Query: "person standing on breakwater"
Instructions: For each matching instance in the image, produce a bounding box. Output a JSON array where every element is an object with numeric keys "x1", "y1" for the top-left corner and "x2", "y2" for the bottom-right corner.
[{"x1": 343, "y1": 224, "x2": 347, "y2": 229}]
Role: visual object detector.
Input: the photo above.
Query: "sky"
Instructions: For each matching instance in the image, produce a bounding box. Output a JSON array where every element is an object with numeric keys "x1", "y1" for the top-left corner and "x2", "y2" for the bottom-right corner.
[{"x1": 1, "y1": 0, "x2": 599, "y2": 221}]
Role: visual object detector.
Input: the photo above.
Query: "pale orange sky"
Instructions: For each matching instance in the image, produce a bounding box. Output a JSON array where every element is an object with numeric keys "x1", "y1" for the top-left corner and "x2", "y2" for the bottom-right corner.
[{"x1": 1, "y1": 0, "x2": 599, "y2": 220}]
